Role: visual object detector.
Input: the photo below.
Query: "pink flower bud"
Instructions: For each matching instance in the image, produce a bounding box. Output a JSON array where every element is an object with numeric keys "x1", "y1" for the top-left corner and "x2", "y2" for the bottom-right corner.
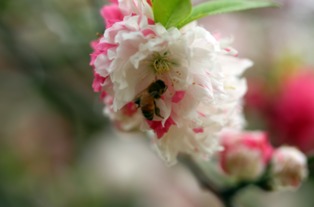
[
  {"x1": 220, "y1": 131, "x2": 273, "y2": 181},
  {"x1": 271, "y1": 146, "x2": 308, "y2": 190}
]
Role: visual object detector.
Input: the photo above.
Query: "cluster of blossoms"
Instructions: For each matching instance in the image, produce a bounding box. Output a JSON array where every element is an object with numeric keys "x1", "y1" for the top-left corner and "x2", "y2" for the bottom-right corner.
[
  {"x1": 219, "y1": 130, "x2": 308, "y2": 190},
  {"x1": 90, "y1": 0, "x2": 252, "y2": 165}
]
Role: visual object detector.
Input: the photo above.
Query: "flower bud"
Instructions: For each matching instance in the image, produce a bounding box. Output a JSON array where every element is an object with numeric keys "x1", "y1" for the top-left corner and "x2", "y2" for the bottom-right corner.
[
  {"x1": 220, "y1": 131, "x2": 273, "y2": 181},
  {"x1": 271, "y1": 146, "x2": 308, "y2": 190}
]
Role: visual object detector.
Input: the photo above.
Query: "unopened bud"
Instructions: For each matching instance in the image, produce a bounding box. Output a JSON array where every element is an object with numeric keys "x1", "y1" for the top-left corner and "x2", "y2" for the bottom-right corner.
[
  {"x1": 271, "y1": 146, "x2": 308, "y2": 190},
  {"x1": 220, "y1": 131, "x2": 273, "y2": 181}
]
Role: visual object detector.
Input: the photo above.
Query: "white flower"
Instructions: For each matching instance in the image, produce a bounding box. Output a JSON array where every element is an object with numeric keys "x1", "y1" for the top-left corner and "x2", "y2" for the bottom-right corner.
[{"x1": 271, "y1": 146, "x2": 308, "y2": 190}]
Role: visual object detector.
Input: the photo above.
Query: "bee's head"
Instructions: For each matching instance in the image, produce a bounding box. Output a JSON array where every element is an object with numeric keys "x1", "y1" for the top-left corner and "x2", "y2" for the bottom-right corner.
[
  {"x1": 156, "y1": 80, "x2": 167, "y2": 91},
  {"x1": 149, "y1": 80, "x2": 167, "y2": 98}
]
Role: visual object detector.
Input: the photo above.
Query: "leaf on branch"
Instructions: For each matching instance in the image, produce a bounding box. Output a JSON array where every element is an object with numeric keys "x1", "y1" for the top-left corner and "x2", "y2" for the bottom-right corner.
[
  {"x1": 178, "y1": 0, "x2": 278, "y2": 28},
  {"x1": 153, "y1": 0, "x2": 192, "y2": 29}
]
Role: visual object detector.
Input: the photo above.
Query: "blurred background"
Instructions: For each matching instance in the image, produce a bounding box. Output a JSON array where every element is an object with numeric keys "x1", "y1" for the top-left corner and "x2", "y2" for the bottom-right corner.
[{"x1": 1, "y1": 0, "x2": 314, "y2": 206}]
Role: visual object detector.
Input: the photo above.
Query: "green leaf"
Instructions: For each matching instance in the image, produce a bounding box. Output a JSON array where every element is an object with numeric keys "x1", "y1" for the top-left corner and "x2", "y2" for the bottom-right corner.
[
  {"x1": 153, "y1": 0, "x2": 192, "y2": 29},
  {"x1": 177, "y1": 0, "x2": 278, "y2": 28}
]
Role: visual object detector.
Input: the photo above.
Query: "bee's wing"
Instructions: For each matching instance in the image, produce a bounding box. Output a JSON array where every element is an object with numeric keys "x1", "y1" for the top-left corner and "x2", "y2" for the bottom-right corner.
[{"x1": 134, "y1": 90, "x2": 146, "y2": 106}]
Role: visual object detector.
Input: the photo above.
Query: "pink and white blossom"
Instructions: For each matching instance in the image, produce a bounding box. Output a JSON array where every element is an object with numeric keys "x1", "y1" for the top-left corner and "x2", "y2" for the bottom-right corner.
[{"x1": 90, "y1": 0, "x2": 252, "y2": 164}]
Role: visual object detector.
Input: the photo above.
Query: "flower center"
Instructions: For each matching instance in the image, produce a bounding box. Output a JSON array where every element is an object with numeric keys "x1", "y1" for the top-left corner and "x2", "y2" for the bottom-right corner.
[{"x1": 151, "y1": 52, "x2": 174, "y2": 75}]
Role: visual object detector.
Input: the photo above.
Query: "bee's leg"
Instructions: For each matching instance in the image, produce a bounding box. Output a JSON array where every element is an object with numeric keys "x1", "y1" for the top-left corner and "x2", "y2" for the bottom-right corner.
[
  {"x1": 134, "y1": 97, "x2": 141, "y2": 107},
  {"x1": 143, "y1": 109, "x2": 154, "y2": 120},
  {"x1": 154, "y1": 102, "x2": 164, "y2": 119}
]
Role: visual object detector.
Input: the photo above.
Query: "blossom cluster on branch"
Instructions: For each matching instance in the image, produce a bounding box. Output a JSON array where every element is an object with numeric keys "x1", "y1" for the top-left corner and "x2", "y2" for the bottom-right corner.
[{"x1": 89, "y1": 1, "x2": 310, "y2": 206}]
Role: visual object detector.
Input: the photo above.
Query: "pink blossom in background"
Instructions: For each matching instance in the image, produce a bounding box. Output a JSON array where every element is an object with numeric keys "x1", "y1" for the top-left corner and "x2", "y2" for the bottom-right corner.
[
  {"x1": 219, "y1": 131, "x2": 273, "y2": 181},
  {"x1": 265, "y1": 70, "x2": 314, "y2": 154},
  {"x1": 245, "y1": 79, "x2": 269, "y2": 112}
]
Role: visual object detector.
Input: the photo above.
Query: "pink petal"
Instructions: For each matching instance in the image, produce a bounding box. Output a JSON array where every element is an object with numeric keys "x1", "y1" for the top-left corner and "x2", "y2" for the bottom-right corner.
[
  {"x1": 121, "y1": 102, "x2": 138, "y2": 116},
  {"x1": 147, "y1": 117, "x2": 176, "y2": 139},
  {"x1": 142, "y1": 28, "x2": 156, "y2": 37},
  {"x1": 92, "y1": 73, "x2": 107, "y2": 92},
  {"x1": 100, "y1": 4, "x2": 124, "y2": 28},
  {"x1": 172, "y1": 91, "x2": 186, "y2": 103},
  {"x1": 193, "y1": 127, "x2": 204, "y2": 134},
  {"x1": 90, "y1": 41, "x2": 116, "y2": 66}
]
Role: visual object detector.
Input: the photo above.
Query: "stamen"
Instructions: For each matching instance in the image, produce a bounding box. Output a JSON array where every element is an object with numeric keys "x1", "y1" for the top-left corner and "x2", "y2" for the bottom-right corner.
[{"x1": 151, "y1": 52, "x2": 174, "y2": 75}]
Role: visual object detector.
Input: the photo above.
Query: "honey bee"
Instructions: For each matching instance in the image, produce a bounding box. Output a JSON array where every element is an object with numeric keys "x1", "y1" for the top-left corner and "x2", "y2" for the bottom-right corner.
[{"x1": 134, "y1": 80, "x2": 167, "y2": 121}]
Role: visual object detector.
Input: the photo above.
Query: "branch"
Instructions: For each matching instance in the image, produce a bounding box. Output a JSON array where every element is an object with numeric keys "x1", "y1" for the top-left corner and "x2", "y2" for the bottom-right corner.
[{"x1": 178, "y1": 155, "x2": 226, "y2": 204}]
